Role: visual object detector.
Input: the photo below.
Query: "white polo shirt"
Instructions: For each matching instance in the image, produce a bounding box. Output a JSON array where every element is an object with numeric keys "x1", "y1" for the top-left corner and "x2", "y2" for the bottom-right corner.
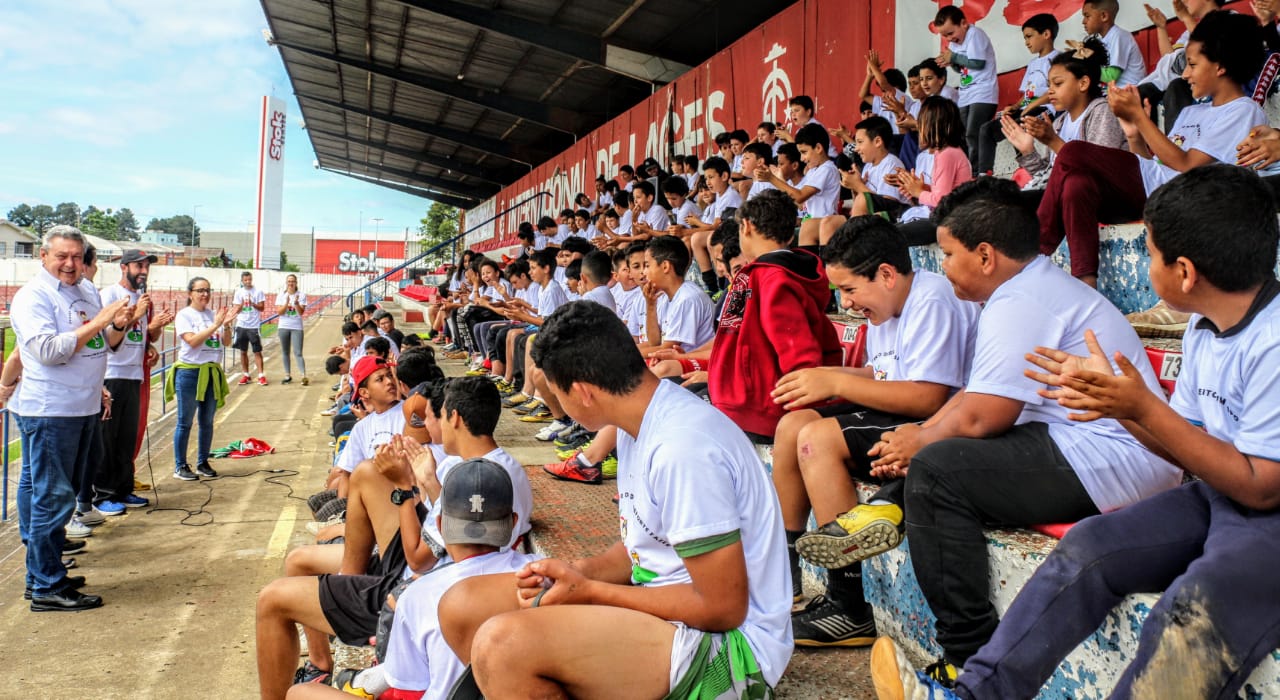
[{"x1": 10, "y1": 270, "x2": 109, "y2": 417}]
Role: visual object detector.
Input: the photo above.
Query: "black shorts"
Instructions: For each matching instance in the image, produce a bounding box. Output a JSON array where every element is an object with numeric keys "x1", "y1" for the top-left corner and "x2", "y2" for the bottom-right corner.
[
  {"x1": 317, "y1": 505, "x2": 425, "y2": 645},
  {"x1": 232, "y1": 327, "x2": 263, "y2": 353}
]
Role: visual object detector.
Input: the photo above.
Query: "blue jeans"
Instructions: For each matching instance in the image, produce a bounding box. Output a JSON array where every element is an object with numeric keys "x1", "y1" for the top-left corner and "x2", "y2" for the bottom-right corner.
[
  {"x1": 16, "y1": 413, "x2": 96, "y2": 594},
  {"x1": 173, "y1": 367, "x2": 218, "y2": 469},
  {"x1": 958, "y1": 480, "x2": 1280, "y2": 699}
]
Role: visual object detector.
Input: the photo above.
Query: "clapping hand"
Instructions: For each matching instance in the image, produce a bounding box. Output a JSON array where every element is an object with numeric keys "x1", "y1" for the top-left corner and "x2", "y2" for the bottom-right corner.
[{"x1": 1023, "y1": 329, "x2": 1156, "y2": 422}]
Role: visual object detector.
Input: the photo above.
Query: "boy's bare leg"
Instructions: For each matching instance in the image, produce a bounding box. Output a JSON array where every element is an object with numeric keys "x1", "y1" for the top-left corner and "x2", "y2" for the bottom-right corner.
[
  {"x1": 533, "y1": 369, "x2": 566, "y2": 418},
  {"x1": 473, "y1": 606, "x2": 676, "y2": 700},
  {"x1": 798, "y1": 217, "x2": 822, "y2": 246},
  {"x1": 796, "y1": 417, "x2": 859, "y2": 523},
  {"x1": 818, "y1": 215, "x2": 848, "y2": 246},
  {"x1": 285, "y1": 544, "x2": 344, "y2": 577},
  {"x1": 690, "y1": 229, "x2": 714, "y2": 277},
  {"x1": 503, "y1": 330, "x2": 525, "y2": 384},
  {"x1": 772, "y1": 409, "x2": 823, "y2": 530},
  {"x1": 580, "y1": 425, "x2": 619, "y2": 463},
  {"x1": 256, "y1": 577, "x2": 334, "y2": 700},
  {"x1": 285, "y1": 683, "x2": 349, "y2": 700},
  {"x1": 338, "y1": 461, "x2": 402, "y2": 575}
]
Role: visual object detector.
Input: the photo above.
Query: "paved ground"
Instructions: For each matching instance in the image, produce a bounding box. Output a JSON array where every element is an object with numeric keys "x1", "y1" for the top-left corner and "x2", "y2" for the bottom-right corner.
[{"x1": 0, "y1": 303, "x2": 874, "y2": 698}]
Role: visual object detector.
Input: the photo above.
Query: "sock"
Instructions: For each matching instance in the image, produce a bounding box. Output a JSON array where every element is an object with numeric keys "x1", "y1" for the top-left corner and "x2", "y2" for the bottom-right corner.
[
  {"x1": 827, "y1": 564, "x2": 868, "y2": 613},
  {"x1": 701, "y1": 269, "x2": 718, "y2": 291},
  {"x1": 576, "y1": 452, "x2": 593, "y2": 468},
  {"x1": 869, "y1": 499, "x2": 893, "y2": 506},
  {"x1": 352, "y1": 666, "x2": 390, "y2": 695},
  {"x1": 786, "y1": 530, "x2": 803, "y2": 599}
]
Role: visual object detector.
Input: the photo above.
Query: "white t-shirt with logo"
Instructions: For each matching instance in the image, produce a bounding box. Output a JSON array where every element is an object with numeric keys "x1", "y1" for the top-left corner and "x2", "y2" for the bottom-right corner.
[
  {"x1": 1019, "y1": 51, "x2": 1059, "y2": 107},
  {"x1": 1169, "y1": 287, "x2": 1280, "y2": 459},
  {"x1": 102, "y1": 284, "x2": 147, "y2": 381},
  {"x1": 175, "y1": 306, "x2": 224, "y2": 365},
  {"x1": 1100, "y1": 25, "x2": 1148, "y2": 88},
  {"x1": 1138, "y1": 97, "x2": 1267, "y2": 195},
  {"x1": 864, "y1": 270, "x2": 977, "y2": 386},
  {"x1": 968, "y1": 256, "x2": 1181, "y2": 511},
  {"x1": 616, "y1": 380, "x2": 792, "y2": 686},
  {"x1": 233, "y1": 287, "x2": 266, "y2": 330},
  {"x1": 335, "y1": 403, "x2": 406, "y2": 473},
  {"x1": 10, "y1": 273, "x2": 110, "y2": 417},
  {"x1": 275, "y1": 292, "x2": 307, "y2": 331},
  {"x1": 661, "y1": 282, "x2": 716, "y2": 349},
  {"x1": 798, "y1": 160, "x2": 840, "y2": 217},
  {"x1": 862, "y1": 154, "x2": 907, "y2": 202},
  {"x1": 950, "y1": 25, "x2": 998, "y2": 106},
  {"x1": 381, "y1": 549, "x2": 540, "y2": 697}
]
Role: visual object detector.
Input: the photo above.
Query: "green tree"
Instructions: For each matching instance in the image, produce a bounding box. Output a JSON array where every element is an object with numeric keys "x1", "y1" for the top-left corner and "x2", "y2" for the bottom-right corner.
[
  {"x1": 7, "y1": 203, "x2": 33, "y2": 227},
  {"x1": 53, "y1": 202, "x2": 80, "y2": 226},
  {"x1": 81, "y1": 206, "x2": 119, "y2": 240},
  {"x1": 116, "y1": 208, "x2": 140, "y2": 241},
  {"x1": 419, "y1": 201, "x2": 459, "y2": 266},
  {"x1": 279, "y1": 250, "x2": 300, "y2": 272},
  {"x1": 29, "y1": 205, "x2": 55, "y2": 235}
]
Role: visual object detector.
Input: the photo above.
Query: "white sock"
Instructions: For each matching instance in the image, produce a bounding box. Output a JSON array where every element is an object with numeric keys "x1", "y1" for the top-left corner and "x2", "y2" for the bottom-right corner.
[
  {"x1": 576, "y1": 453, "x2": 593, "y2": 468},
  {"x1": 869, "y1": 499, "x2": 893, "y2": 507},
  {"x1": 352, "y1": 665, "x2": 390, "y2": 695}
]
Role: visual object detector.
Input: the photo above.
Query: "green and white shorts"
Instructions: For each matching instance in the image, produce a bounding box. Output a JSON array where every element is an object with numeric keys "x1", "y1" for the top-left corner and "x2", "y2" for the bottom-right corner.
[{"x1": 665, "y1": 624, "x2": 772, "y2": 700}]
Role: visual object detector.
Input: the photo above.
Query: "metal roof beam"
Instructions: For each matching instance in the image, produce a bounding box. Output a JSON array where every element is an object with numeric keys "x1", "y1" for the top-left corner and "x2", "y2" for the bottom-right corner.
[
  {"x1": 320, "y1": 167, "x2": 479, "y2": 209},
  {"x1": 308, "y1": 128, "x2": 514, "y2": 185},
  {"x1": 321, "y1": 155, "x2": 497, "y2": 200},
  {"x1": 297, "y1": 93, "x2": 549, "y2": 166},
  {"x1": 275, "y1": 39, "x2": 587, "y2": 137},
  {"x1": 393, "y1": 0, "x2": 690, "y2": 84}
]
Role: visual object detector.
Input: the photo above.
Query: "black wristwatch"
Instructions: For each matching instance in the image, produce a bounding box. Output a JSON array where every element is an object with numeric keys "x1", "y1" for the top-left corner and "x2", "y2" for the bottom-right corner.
[{"x1": 390, "y1": 486, "x2": 419, "y2": 505}]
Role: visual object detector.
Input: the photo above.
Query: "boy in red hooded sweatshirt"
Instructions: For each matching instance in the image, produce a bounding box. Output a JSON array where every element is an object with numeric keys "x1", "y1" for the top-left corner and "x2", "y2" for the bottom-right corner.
[{"x1": 709, "y1": 189, "x2": 842, "y2": 442}]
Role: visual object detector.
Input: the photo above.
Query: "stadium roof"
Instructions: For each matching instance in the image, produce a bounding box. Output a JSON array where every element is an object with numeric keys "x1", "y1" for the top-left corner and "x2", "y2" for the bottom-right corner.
[{"x1": 259, "y1": 0, "x2": 787, "y2": 209}]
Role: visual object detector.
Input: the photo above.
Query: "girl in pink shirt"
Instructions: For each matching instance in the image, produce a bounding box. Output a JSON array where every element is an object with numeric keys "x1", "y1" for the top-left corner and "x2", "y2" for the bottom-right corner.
[{"x1": 893, "y1": 96, "x2": 973, "y2": 210}]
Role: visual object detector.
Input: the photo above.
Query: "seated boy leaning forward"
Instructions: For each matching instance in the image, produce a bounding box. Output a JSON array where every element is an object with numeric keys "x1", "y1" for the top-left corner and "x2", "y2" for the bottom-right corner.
[
  {"x1": 875, "y1": 164, "x2": 1280, "y2": 699},
  {"x1": 285, "y1": 458, "x2": 537, "y2": 700},
  {"x1": 797, "y1": 178, "x2": 1182, "y2": 684},
  {"x1": 770, "y1": 214, "x2": 979, "y2": 647},
  {"x1": 434, "y1": 301, "x2": 794, "y2": 699}
]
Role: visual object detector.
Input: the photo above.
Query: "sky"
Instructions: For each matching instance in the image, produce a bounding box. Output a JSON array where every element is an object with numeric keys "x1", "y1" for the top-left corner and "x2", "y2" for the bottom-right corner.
[{"x1": 0, "y1": 0, "x2": 436, "y2": 237}]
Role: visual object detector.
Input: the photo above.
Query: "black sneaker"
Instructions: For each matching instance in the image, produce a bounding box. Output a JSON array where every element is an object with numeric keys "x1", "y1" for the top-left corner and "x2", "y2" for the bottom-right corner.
[
  {"x1": 174, "y1": 465, "x2": 198, "y2": 481},
  {"x1": 197, "y1": 462, "x2": 219, "y2": 479},
  {"x1": 292, "y1": 661, "x2": 330, "y2": 685},
  {"x1": 791, "y1": 595, "x2": 877, "y2": 648}
]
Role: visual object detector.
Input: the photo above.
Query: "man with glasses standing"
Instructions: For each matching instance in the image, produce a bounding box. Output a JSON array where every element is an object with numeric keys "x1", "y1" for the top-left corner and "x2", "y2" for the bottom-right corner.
[
  {"x1": 93, "y1": 249, "x2": 173, "y2": 515},
  {"x1": 10, "y1": 226, "x2": 131, "y2": 611}
]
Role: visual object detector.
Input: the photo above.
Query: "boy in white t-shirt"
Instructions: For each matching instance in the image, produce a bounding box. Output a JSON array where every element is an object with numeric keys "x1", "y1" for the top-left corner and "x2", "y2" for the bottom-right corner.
[
  {"x1": 875, "y1": 165, "x2": 1280, "y2": 700},
  {"x1": 232, "y1": 270, "x2": 268, "y2": 385},
  {"x1": 639, "y1": 236, "x2": 716, "y2": 356},
  {"x1": 576, "y1": 250, "x2": 617, "y2": 313},
  {"x1": 934, "y1": 5, "x2": 998, "y2": 175},
  {"x1": 686, "y1": 156, "x2": 743, "y2": 294},
  {"x1": 740, "y1": 142, "x2": 778, "y2": 201},
  {"x1": 436, "y1": 301, "x2": 793, "y2": 699},
  {"x1": 764, "y1": 123, "x2": 840, "y2": 254},
  {"x1": 844, "y1": 116, "x2": 908, "y2": 221},
  {"x1": 1083, "y1": 0, "x2": 1147, "y2": 87},
  {"x1": 976, "y1": 13, "x2": 1059, "y2": 174},
  {"x1": 805, "y1": 179, "x2": 1179, "y2": 685},
  {"x1": 660, "y1": 175, "x2": 702, "y2": 238},
  {"x1": 770, "y1": 216, "x2": 977, "y2": 647}
]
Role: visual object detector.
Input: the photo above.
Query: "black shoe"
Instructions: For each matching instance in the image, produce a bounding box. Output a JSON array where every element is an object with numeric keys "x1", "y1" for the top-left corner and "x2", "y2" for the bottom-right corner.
[
  {"x1": 62, "y1": 540, "x2": 86, "y2": 553},
  {"x1": 791, "y1": 595, "x2": 877, "y2": 647},
  {"x1": 25, "y1": 575, "x2": 86, "y2": 600},
  {"x1": 281, "y1": 376, "x2": 293, "y2": 384},
  {"x1": 292, "y1": 661, "x2": 331, "y2": 684},
  {"x1": 30, "y1": 588, "x2": 103, "y2": 612},
  {"x1": 174, "y1": 465, "x2": 198, "y2": 481},
  {"x1": 62, "y1": 557, "x2": 77, "y2": 570},
  {"x1": 197, "y1": 462, "x2": 219, "y2": 479}
]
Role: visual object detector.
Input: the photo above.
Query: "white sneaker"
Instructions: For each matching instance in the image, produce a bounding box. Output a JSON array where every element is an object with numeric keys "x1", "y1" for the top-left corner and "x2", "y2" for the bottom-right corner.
[
  {"x1": 65, "y1": 516, "x2": 94, "y2": 539},
  {"x1": 320, "y1": 406, "x2": 338, "y2": 417},
  {"x1": 535, "y1": 420, "x2": 570, "y2": 442},
  {"x1": 75, "y1": 507, "x2": 106, "y2": 527}
]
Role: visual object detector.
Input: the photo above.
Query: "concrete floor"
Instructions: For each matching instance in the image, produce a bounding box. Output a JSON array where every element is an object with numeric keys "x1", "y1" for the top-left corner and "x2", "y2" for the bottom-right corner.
[{"x1": 0, "y1": 309, "x2": 345, "y2": 697}]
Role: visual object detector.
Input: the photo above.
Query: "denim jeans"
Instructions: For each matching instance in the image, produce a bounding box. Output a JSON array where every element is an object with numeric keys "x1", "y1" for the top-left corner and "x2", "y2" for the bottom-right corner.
[
  {"x1": 958, "y1": 480, "x2": 1280, "y2": 700},
  {"x1": 278, "y1": 328, "x2": 305, "y2": 376},
  {"x1": 16, "y1": 413, "x2": 96, "y2": 594},
  {"x1": 173, "y1": 367, "x2": 218, "y2": 469}
]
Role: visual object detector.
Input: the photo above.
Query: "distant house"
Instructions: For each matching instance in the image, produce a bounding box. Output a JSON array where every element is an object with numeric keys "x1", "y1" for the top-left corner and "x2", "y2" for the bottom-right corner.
[
  {"x1": 140, "y1": 230, "x2": 181, "y2": 246},
  {"x1": 0, "y1": 219, "x2": 40, "y2": 258}
]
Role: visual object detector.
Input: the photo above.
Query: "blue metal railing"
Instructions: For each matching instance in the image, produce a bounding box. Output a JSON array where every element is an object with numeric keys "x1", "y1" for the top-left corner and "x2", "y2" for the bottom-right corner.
[
  {"x1": 345, "y1": 191, "x2": 552, "y2": 312},
  {"x1": 0, "y1": 290, "x2": 341, "y2": 521}
]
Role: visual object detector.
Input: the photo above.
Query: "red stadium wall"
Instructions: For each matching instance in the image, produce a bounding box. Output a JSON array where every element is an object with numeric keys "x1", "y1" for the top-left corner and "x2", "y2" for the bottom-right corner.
[
  {"x1": 465, "y1": 0, "x2": 1243, "y2": 251},
  {"x1": 313, "y1": 239, "x2": 409, "y2": 278}
]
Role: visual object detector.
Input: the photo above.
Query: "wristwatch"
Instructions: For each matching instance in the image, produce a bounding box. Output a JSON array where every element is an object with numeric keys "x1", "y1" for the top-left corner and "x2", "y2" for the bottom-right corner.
[{"x1": 390, "y1": 486, "x2": 419, "y2": 505}]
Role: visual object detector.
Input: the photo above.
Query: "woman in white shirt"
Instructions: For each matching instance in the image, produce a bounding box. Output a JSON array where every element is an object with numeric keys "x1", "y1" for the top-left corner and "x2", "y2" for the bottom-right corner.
[
  {"x1": 276, "y1": 274, "x2": 309, "y2": 385},
  {"x1": 169, "y1": 277, "x2": 233, "y2": 481}
]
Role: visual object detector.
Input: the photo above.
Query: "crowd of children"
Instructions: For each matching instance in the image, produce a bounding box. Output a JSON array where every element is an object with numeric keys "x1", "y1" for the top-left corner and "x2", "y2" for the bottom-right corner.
[{"x1": 254, "y1": 2, "x2": 1280, "y2": 698}]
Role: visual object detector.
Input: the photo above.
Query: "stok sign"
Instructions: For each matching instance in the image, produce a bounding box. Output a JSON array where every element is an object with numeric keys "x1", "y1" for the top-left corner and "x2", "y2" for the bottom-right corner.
[
  {"x1": 268, "y1": 110, "x2": 286, "y2": 160},
  {"x1": 337, "y1": 250, "x2": 379, "y2": 273}
]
